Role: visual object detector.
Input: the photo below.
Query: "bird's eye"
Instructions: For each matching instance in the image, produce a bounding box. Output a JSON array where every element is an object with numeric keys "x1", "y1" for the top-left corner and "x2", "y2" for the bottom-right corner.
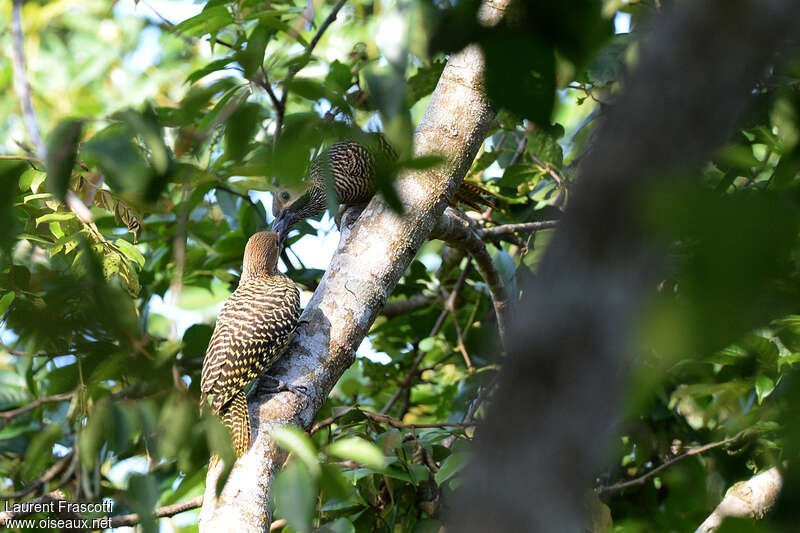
[{"x1": 280, "y1": 191, "x2": 291, "y2": 201}]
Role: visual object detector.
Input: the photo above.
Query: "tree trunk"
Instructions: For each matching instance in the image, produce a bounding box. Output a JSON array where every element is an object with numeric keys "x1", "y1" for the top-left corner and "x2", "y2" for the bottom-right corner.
[{"x1": 198, "y1": 0, "x2": 510, "y2": 529}]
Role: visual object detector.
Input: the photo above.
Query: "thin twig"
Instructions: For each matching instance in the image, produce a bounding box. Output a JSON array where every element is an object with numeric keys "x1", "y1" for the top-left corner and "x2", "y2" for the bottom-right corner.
[
  {"x1": 257, "y1": 67, "x2": 283, "y2": 113},
  {"x1": 274, "y1": 0, "x2": 349, "y2": 147},
  {"x1": 381, "y1": 294, "x2": 435, "y2": 318},
  {"x1": 107, "y1": 494, "x2": 286, "y2": 530},
  {"x1": 381, "y1": 260, "x2": 473, "y2": 414},
  {"x1": 0, "y1": 451, "x2": 74, "y2": 500},
  {"x1": 213, "y1": 184, "x2": 264, "y2": 225},
  {"x1": 10, "y1": 0, "x2": 44, "y2": 158},
  {"x1": 0, "y1": 341, "x2": 27, "y2": 357},
  {"x1": 529, "y1": 152, "x2": 564, "y2": 185},
  {"x1": 0, "y1": 154, "x2": 40, "y2": 162},
  {"x1": 308, "y1": 0, "x2": 348, "y2": 53},
  {"x1": 108, "y1": 495, "x2": 204, "y2": 528},
  {"x1": 448, "y1": 308, "x2": 473, "y2": 370},
  {"x1": 310, "y1": 407, "x2": 474, "y2": 435},
  {"x1": 596, "y1": 431, "x2": 748, "y2": 496},
  {"x1": 481, "y1": 220, "x2": 559, "y2": 241},
  {"x1": 0, "y1": 392, "x2": 73, "y2": 430}
]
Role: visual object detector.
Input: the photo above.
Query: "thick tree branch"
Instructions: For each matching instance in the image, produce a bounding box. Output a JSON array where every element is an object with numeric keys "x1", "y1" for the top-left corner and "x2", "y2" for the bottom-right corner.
[
  {"x1": 694, "y1": 467, "x2": 783, "y2": 533},
  {"x1": 198, "y1": 0, "x2": 508, "y2": 528},
  {"x1": 448, "y1": 1, "x2": 800, "y2": 531}
]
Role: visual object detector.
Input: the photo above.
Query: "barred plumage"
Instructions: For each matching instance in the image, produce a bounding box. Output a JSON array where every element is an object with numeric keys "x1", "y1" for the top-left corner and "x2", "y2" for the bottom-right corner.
[
  {"x1": 271, "y1": 134, "x2": 495, "y2": 240},
  {"x1": 201, "y1": 231, "x2": 300, "y2": 457}
]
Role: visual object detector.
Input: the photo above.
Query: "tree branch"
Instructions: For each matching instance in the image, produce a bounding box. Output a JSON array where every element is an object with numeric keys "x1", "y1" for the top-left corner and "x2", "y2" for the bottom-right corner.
[
  {"x1": 310, "y1": 407, "x2": 473, "y2": 436},
  {"x1": 274, "y1": 0, "x2": 348, "y2": 147},
  {"x1": 597, "y1": 431, "x2": 747, "y2": 496},
  {"x1": 694, "y1": 467, "x2": 783, "y2": 533},
  {"x1": 481, "y1": 220, "x2": 558, "y2": 242},
  {"x1": 381, "y1": 293, "x2": 436, "y2": 318},
  {"x1": 430, "y1": 208, "x2": 509, "y2": 349},
  {"x1": 108, "y1": 495, "x2": 204, "y2": 528},
  {"x1": 198, "y1": 0, "x2": 507, "y2": 526},
  {"x1": 10, "y1": 0, "x2": 44, "y2": 159},
  {"x1": 0, "y1": 392, "x2": 73, "y2": 431},
  {"x1": 0, "y1": 450, "x2": 74, "y2": 500}
]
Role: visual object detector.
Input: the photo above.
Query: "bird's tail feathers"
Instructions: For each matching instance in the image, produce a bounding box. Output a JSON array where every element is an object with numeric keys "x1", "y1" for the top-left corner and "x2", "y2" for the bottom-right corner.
[
  {"x1": 221, "y1": 389, "x2": 251, "y2": 458},
  {"x1": 453, "y1": 181, "x2": 496, "y2": 211}
]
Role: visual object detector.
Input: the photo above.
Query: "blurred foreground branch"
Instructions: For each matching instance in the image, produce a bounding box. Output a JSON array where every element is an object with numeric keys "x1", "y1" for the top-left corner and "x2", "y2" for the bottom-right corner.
[{"x1": 449, "y1": 1, "x2": 800, "y2": 531}]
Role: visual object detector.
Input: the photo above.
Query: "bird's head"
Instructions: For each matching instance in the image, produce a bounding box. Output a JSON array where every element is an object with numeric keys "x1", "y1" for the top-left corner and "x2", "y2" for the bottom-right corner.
[
  {"x1": 241, "y1": 231, "x2": 281, "y2": 280},
  {"x1": 271, "y1": 185, "x2": 325, "y2": 244}
]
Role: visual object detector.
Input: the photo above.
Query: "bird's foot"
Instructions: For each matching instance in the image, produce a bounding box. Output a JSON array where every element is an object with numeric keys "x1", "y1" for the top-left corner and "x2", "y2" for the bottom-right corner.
[{"x1": 257, "y1": 374, "x2": 309, "y2": 398}]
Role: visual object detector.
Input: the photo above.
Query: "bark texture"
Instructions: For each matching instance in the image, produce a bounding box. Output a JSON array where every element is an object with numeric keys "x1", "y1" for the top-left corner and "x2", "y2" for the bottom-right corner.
[
  {"x1": 198, "y1": 0, "x2": 509, "y2": 529},
  {"x1": 448, "y1": 1, "x2": 800, "y2": 532},
  {"x1": 695, "y1": 467, "x2": 783, "y2": 533}
]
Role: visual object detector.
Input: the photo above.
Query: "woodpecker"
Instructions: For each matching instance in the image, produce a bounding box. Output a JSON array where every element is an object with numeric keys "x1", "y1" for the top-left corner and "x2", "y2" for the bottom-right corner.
[
  {"x1": 200, "y1": 231, "x2": 300, "y2": 457},
  {"x1": 271, "y1": 135, "x2": 494, "y2": 241}
]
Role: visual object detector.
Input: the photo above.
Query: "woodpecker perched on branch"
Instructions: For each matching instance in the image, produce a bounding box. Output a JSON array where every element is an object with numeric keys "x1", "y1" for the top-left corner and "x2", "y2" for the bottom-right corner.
[
  {"x1": 271, "y1": 134, "x2": 495, "y2": 241},
  {"x1": 201, "y1": 231, "x2": 300, "y2": 458}
]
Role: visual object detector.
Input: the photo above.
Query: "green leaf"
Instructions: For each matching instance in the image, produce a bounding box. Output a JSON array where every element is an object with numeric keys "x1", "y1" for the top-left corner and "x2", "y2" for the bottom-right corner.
[
  {"x1": 418, "y1": 337, "x2": 436, "y2": 352},
  {"x1": 182, "y1": 324, "x2": 214, "y2": 359},
  {"x1": 174, "y1": 6, "x2": 234, "y2": 36},
  {"x1": 126, "y1": 473, "x2": 160, "y2": 533},
  {"x1": 240, "y1": 25, "x2": 271, "y2": 79},
  {"x1": 527, "y1": 125, "x2": 564, "y2": 168},
  {"x1": 406, "y1": 61, "x2": 446, "y2": 106},
  {"x1": 114, "y1": 239, "x2": 145, "y2": 269},
  {"x1": 482, "y1": 31, "x2": 555, "y2": 124},
  {"x1": 0, "y1": 370, "x2": 30, "y2": 409},
  {"x1": 113, "y1": 107, "x2": 171, "y2": 178},
  {"x1": 413, "y1": 519, "x2": 443, "y2": 533},
  {"x1": 45, "y1": 119, "x2": 83, "y2": 200},
  {"x1": 274, "y1": 460, "x2": 316, "y2": 533},
  {"x1": 270, "y1": 425, "x2": 321, "y2": 476},
  {"x1": 317, "y1": 517, "x2": 356, "y2": 533},
  {"x1": 327, "y1": 437, "x2": 387, "y2": 471},
  {"x1": 0, "y1": 291, "x2": 15, "y2": 317},
  {"x1": 434, "y1": 451, "x2": 469, "y2": 485},
  {"x1": 225, "y1": 102, "x2": 262, "y2": 162},
  {"x1": 186, "y1": 56, "x2": 237, "y2": 85},
  {"x1": 22, "y1": 423, "x2": 62, "y2": 481},
  {"x1": 80, "y1": 398, "x2": 110, "y2": 467},
  {"x1": 0, "y1": 161, "x2": 26, "y2": 254},
  {"x1": 82, "y1": 126, "x2": 152, "y2": 194},
  {"x1": 755, "y1": 375, "x2": 775, "y2": 404},
  {"x1": 35, "y1": 211, "x2": 76, "y2": 227}
]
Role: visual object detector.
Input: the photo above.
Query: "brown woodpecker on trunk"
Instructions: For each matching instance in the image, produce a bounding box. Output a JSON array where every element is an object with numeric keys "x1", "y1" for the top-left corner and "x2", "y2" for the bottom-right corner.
[
  {"x1": 271, "y1": 134, "x2": 495, "y2": 241},
  {"x1": 200, "y1": 231, "x2": 301, "y2": 458}
]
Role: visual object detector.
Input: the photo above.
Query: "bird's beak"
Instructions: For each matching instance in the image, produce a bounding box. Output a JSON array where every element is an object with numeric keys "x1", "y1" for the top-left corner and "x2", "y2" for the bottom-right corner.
[{"x1": 272, "y1": 212, "x2": 290, "y2": 246}]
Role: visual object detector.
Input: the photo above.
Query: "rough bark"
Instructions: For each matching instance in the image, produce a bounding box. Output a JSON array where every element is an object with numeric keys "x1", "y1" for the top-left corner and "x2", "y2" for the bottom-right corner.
[
  {"x1": 448, "y1": 1, "x2": 800, "y2": 532},
  {"x1": 198, "y1": 0, "x2": 509, "y2": 529},
  {"x1": 694, "y1": 467, "x2": 783, "y2": 533}
]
